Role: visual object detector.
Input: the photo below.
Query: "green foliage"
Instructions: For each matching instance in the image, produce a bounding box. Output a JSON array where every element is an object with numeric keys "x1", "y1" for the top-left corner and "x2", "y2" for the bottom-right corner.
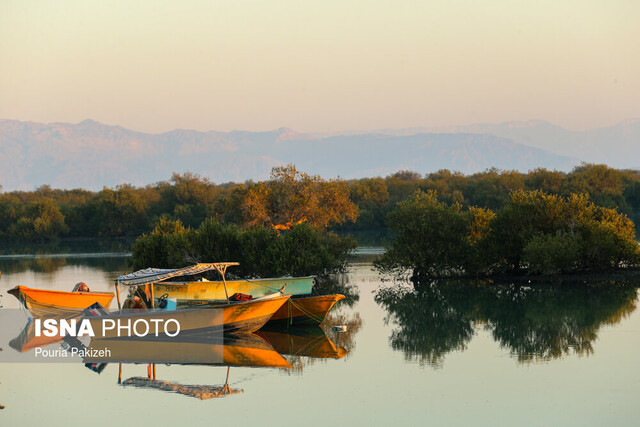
[
  {"x1": 6, "y1": 199, "x2": 69, "y2": 241},
  {"x1": 378, "y1": 189, "x2": 640, "y2": 278},
  {"x1": 375, "y1": 191, "x2": 493, "y2": 278},
  {"x1": 488, "y1": 190, "x2": 566, "y2": 270},
  {"x1": 162, "y1": 172, "x2": 217, "y2": 228},
  {"x1": 350, "y1": 177, "x2": 389, "y2": 207},
  {"x1": 464, "y1": 168, "x2": 525, "y2": 209},
  {"x1": 567, "y1": 163, "x2": 625, "y2": 207},
  {"x1": 524, "y1": 168, "x2": 565, "y2": 194},
  {"x1": 130, "y1": 218, "x2": 195, "y2": 270},
  {"x1": 277, "y1": 224, "x2": 357, "y2": 276},
  {"x1": 131, "y1": 218, "x2": 357, "y2": 277},
  {"x1": 523, "y1": 232, "x2": 582, "y2": 274},
  {"x1": 491, "y1": 191, "x2": 640, "y2": 273},
  {"x1": 0, "y1": 194, "x2": 23, "y2": 237},
  {"x1": 81, "y1": 185, "x2": 148, "y2": 237},
  {"x1": 240, "y1": 165, "x2": 359, "y2": 230},
  {"x1": 5, "y1": 163, "x2": 640, "y2": 260},
  {"x1": 384, "y1": 171, "x2": 422, "y2": 204},
  {"x1": 579, "y1": 205, "x2": 640, "y2": 270}
]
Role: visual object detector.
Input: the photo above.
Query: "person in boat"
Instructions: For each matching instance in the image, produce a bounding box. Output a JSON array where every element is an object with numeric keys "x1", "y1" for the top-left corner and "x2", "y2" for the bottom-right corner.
[{"x1": 72, "y1": 282, "x2": 91, "y2": 292}]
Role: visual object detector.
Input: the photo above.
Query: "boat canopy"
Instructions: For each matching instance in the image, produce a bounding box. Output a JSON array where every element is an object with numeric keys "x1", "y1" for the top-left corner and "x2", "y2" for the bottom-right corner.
[{"x1": 116, "y1": 263, "x2": 239, "y2": 287}]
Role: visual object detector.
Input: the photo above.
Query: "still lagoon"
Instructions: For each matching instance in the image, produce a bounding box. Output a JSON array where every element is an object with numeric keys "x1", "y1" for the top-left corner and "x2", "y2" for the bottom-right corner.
[{"x1": 0, "y1": 250, "x2": 639, "y2": 426}]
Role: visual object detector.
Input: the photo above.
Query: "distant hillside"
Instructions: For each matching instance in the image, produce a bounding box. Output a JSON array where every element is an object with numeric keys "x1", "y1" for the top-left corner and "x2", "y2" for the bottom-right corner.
[
  {"x1": 0, "y1": 119, "x2": 579, "y2": 190},
  {"x1": 374, "y1": 119, "x2": 640, "y2": 169}
]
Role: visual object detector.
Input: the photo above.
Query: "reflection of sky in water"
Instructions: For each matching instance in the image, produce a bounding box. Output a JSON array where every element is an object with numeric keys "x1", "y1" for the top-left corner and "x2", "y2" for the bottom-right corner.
[{"x1": 0, "y1": 256, "x2": 639, "y2": 425}]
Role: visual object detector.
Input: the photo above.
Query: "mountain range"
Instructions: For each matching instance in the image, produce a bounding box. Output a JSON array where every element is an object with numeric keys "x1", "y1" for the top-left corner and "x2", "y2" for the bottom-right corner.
[
  {"x1": 371, "y1": 119, "x2": 640, "y2": 168},
  {"x1": 0, "y1": 118, "x2": 637, "y2": 191}
]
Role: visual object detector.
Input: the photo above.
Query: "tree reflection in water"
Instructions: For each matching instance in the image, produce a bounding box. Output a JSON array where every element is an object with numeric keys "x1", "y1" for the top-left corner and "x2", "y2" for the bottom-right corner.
[
  {"x1": 0, "y1": 254, "x2": 129, "y2": 275},
  {"x1": 318, "y1": 274, "x2": 363, "y2": 357},
  {"x1": 375, "y1": 282, "x2": 475, "y2": 367},
  {"x1": 313, "y1": 274, "x2": 359, "y2": 307},
  {"x1": 375, "y1": 279, "x2": 638, "y2": 366}
]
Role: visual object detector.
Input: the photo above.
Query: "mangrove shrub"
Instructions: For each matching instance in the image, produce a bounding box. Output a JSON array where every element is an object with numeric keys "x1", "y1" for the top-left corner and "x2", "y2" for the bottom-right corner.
[
  {"x1": 131, "y1": 218, "x2": 356, "y2": 277},
  {"x1": 376, "y1": 190, "x2": 640, "y2": 277},
  {"x1": 492, "y1": 191, "x2": 640, "y2": 273},
  {"x1": 374, "y1": 191, "x2": 493, "y2": 278}
]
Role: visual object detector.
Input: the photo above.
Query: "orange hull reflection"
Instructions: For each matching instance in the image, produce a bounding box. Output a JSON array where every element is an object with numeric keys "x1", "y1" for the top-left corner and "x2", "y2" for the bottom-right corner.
[
  {"x1": 9, "y1": 319, "x2": 64, "y2": 353},
  {"x1": 86, "y1": 333, "x2": 292, "y2": 368},
  {"x1": 258, "y1": 327, "x2": 347, "y2": 359}
]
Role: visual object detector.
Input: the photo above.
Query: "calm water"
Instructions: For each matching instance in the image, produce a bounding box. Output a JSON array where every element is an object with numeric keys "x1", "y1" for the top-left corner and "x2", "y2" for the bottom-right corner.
[{"x1": 1, "y1": 253, "x2": 640, "y2": 426}]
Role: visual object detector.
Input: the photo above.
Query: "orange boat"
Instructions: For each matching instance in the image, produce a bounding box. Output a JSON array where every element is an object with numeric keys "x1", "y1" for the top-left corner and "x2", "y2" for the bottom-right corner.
[
  {"x1": 139, "y1": 264, "x2": 346, "y2": 325},
  {"x1": 268, "y1": 294, "x2": 346, "y2": 326},
  {"x1": 104, "y1": 262, "x2": 291, "y2": 336},
  {"x1": 7, "y1": 285, "x2": 115, "y2": 317},
  {"x1": 88, "y1": 294, "x2": 291, "y2": 338}
]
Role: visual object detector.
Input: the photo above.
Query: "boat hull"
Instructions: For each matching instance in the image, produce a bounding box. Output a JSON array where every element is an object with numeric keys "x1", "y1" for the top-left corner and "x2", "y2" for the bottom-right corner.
[
  {"x1": 87, "y1": 295, "x2": 291, "y2": 338},
  {"x1": 267, "y1": 294, "x2": 345, "y2": 326},
  {"x1": 8, "y1": 286, "x2": 114, "y2": 317}
]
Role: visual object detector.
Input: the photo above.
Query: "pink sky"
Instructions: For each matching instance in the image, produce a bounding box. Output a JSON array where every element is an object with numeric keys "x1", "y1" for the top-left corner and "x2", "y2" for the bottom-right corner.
[{"x1": 1, "y1": 0, "x2": 638, "y2": 133}]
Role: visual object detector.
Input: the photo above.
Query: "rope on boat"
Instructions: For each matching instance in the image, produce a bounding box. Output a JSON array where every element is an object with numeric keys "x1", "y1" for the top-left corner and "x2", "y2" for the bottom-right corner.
[
  {"x1": 227, "y1": 276, "x2": 324, "y2": 323},
  {"x1": 17, "y1": 293, "x2": 32, "y2": 320},
  {"x1": 288, "y1": 333, "x2": 325, "y2": 357},
  {"x1": 286, "y1": 298, "x2": 324, "y2": 324},
  {"x1": 221, "y1": 274, "x2": 326, "y2": 324}
]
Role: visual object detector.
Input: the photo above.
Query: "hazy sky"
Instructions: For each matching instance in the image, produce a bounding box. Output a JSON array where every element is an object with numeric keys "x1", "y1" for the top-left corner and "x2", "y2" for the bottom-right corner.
[{"x1": 1, "y1": 0, "x2": 638, "y2": 133}]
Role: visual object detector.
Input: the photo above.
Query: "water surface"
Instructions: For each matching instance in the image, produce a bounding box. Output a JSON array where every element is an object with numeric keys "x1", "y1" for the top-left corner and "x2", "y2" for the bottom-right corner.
[{"x1": 0, "y1": 254, "x2": 639, "y2": 426}]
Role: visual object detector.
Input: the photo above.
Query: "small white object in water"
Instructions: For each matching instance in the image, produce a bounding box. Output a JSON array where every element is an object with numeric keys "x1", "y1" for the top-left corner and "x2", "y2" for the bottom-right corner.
[{"x1": 332, "y1": 325, "x2": 347, "y2": 332}]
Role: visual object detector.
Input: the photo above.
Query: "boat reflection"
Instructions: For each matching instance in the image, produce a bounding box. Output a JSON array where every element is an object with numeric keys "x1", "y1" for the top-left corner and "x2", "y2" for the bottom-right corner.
[
  {"x1": 85, "y1": 333, "x2": 292, "y2": 368},
  {"x1": 120, "y1": 365, "x2": 242, "y2": 400},
  {"x1": 259, "y1": 327, "x2": 349, "y2": 373},
  {"x1": 8, "y1": 312, "x2": 355, "y2": 369},
  {"x1": 375, "y1": 279, "x2": 639, "y2": 366},
  {"x1": 6, "y1": 311, "x2": 358, "y2": 399},
  {"x1": 87, "y1": 333, "x2": 290, "y2": 400},
  {"x1": 258, "y1": 327, "x2": 348, "y2": 359},
  {"x1": 9, "y1": 318, "x2": 65, "y2": 353}
]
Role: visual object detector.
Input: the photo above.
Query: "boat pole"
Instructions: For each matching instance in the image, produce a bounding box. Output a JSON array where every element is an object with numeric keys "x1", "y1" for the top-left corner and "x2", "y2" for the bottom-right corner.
[
  {"x1": 149, "y1": 283, "x2": 155, "y2": 308},
  {"x1": 215, "y1": 264, "x2": 231, "y2": 304},
  {"x1": 221, "y1": 366, "x2": 231, "y2": 394},
  {"x1": 115, "y1": 280, "x2": 122, "y2": 310}
]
